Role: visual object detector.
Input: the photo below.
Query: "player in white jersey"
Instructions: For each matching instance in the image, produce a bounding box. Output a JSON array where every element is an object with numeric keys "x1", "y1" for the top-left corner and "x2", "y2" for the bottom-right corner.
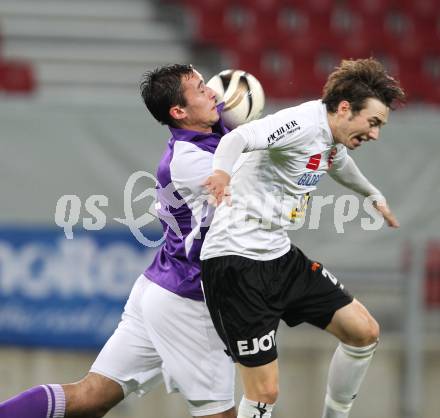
[
  {"x1": 200, "y1": 58, "x2": 406, "y2": 418},
  {"x1": 0, "y1": 65, "x2": 236, "y2": 418}
]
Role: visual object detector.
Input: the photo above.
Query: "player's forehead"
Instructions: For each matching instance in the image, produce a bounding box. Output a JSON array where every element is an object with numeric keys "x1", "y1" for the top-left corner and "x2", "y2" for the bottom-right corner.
[
  {"x1": 181, "y1": 69, "x2": 203, "y2": 91},
  {"x1": 360, "y1": 97, "x2": 389, "y2": 123}
]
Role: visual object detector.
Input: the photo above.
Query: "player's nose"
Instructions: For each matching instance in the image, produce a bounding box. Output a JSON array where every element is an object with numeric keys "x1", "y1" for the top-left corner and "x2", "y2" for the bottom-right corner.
[
  {"x1": 207, "y1": 86, "x2": 216, "y2": 100},
  {"x1": 368, "y1": 126, "x2": 380, "y2": 141}
]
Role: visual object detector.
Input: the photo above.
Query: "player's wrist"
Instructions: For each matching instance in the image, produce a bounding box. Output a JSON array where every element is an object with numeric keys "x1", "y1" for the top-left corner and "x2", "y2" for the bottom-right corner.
[
  {"x1": 213, "y1": 169, "x2": 231, "y2": 180},
  {"x1": 369, "y1": 193, "x2": 386, "y2": 206}
]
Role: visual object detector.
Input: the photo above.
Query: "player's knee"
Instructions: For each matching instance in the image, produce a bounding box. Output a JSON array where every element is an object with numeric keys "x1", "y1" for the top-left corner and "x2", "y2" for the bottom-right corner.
[
  {"x1": 368, "y1": 317, "x2": 380, "y2": 342},
  {"x1": 357, "y1": 315, "x2": 380, "y2": 346},
  {"x1": 346, "y1": 312, "x2": 380, "y2": 347},
  {"x1": 253, "y1": 383, "x2": 279, "y2": 404}
]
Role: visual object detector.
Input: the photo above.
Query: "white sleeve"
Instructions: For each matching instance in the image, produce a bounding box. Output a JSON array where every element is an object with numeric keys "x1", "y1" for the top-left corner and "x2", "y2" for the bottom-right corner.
[
  {"x1": 213, "y1": 109, "x2": 311, "y2": 175},
  {"x1": 212, "y1": 130, "x2": 247, "y2": 175},
  {"x1": 328, "y1": 155, "x2": 384, "y2": 199},
  {"x1": 170, "y1": 143, "x2": 214, "y2": 195}
]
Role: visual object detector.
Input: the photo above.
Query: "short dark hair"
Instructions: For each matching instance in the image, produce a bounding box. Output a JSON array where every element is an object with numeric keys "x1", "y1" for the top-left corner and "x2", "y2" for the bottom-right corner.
[
  {"x1": 140, "y1": 64, "x2": 194, "y2": 127},
  {"x1": 322, "y1": 58, "x2": 406, "y2": 114}
]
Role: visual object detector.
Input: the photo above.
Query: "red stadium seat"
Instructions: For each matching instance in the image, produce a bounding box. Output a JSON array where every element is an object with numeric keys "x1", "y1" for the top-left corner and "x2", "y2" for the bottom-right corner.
[
  {"x1": 177, "y1": 0, "x2": 439, "y2": 102},
  {"x1": 278, "y1": 6, "x2": 332, "y2": 55},
  {"x1": 281, "y1": 0, "x2": 333, "y2": 15},
  {"x1": 388, "y1": 53, "x2": 434, "y2": 103},
  {"x1": 349, "y1": 0, "x2": 396, "y2": 17},
  {"x1": 239, "y1": 0, "x2": 281, "y2": 12},
  {"x1": 358, "y1": 10, "x2": 420, "y2": 57},
  {"x1": 187, "y1": 0, "x2": 229, "y2": 46},
  {"x1": 400, "y1": 0, "x2": 440, "y2": 21},
  {"x1": 328, "y1": 6, "x2": 374, "y2": 56},
  {"x1": 228, "y1": 47, "x2": 304, "y2": 99},
  {"x1": 420, "y1": 55, "x2": 440, "y2": 103},
  {"x1": 338, "y1": 33, "x2": 373, "y2": 60},
  {"x1": 196, "y1": 1, "x2": 262, "y2": 48},
  {"x1": 235, "y1": 0, "x2": 279, "y2": 45},
  {"x1": 0, "y1": 60, "x2": 36, "y2": 93},
  {"x1": 425, "y1": 241, "x2": 440, "y2": 308},
  {"x1": 182, "y1": 0, "x2": 228, "y2": 12}
]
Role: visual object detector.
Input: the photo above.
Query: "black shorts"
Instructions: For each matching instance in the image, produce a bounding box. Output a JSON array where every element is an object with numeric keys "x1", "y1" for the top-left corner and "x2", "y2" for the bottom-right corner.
[{"x1": 201, "y1": 246, "x2": 353, "y2": 367}]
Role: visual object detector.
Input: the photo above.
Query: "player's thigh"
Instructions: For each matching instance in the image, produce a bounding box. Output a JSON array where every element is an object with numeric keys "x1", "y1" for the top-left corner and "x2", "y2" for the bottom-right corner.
[
  {"x1": 238, "y1": 359, "x2": 279, "y2": 403},
  {"x1": 91, "y1": 276, "x2": 164, "y2": 397},
  {"x1": 202, "y1": 256, "x2": 281, "y2": 368},
  {"x1": 142, "y1": 281, "x2": 235, "y2": 402},
  {"x1": 63, "y1": 372, "x2": 123, "y2": 416},
  {"x1": 280, "y1": 251, "x2": 353, "y2": 330},
  {"x1": 325, "y1": 298, "x2": 380, "y2": 346}
]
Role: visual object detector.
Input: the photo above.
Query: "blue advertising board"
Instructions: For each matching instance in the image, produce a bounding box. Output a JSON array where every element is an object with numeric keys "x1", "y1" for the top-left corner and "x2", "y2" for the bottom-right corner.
[{"x1": 0, "y1": 227, "x2": 160, "y2": 349}]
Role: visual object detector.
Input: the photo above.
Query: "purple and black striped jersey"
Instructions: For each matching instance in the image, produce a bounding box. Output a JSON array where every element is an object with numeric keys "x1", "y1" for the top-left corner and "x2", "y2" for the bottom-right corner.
[{"x1": 144, "y1": 105, "x2": 228, "y2": 300}]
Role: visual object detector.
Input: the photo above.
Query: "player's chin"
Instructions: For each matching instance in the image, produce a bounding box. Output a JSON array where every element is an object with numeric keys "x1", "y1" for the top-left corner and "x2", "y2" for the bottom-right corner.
[
  {"x1": 350, "y1": 138, "x2": 362, "y2": 149},
  {"x1": 210, "y1": 113, "x2": 220, "y2": 125}
]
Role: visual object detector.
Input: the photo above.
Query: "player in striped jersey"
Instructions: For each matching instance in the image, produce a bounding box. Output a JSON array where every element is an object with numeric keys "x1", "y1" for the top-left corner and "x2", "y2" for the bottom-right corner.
[
  {"x1": 201, "y1": 58, "x2": 405, "y2": 418},
  {"x1": 0, "y1": 65, "x2": 236, "y2": 418}
]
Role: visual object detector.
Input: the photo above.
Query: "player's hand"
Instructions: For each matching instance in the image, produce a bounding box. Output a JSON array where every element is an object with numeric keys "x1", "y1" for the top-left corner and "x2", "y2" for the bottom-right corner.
[
  {"x1": 373, "y1": 200, "x2": 400, "y2": 228},
  {"x1": 203, "y1": 170, "x2": 231, "y2": 206}
]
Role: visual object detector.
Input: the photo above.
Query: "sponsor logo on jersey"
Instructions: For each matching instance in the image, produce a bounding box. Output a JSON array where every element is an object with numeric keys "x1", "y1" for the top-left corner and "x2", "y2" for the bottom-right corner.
[
  {"x1": 306, "y1": 153, "x2": 322, "y2": 170},
  {"x1": 237, "y1": 330, "x2": 276, "y2": 356},
  {"x1": 327, "y1": 147, "x2": 337, "y2": 169},
  {"x1": 267, "y1": 120, "x2": 300, "y2": 145},
  {"x1": 290, "y1": 192, "x2": 310, "y2": 220},
  {"x1": 297, "y1": 173, "x2": 323, "y2": 186}
]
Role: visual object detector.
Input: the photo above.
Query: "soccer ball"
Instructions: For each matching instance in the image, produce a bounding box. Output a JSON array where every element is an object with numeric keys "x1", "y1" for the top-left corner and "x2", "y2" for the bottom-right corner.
[{"x1": 207, "y1": 69, "x2": 265, "y2": 129}]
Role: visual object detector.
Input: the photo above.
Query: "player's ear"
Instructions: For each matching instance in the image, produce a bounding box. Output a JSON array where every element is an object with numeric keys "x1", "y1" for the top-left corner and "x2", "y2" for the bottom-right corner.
[
  {"x1": 169, "y1": 105, "x2": 186, "y2": 122},
  {"x1": 337, "y1": 100, "x2": 351, "y2": 115}
]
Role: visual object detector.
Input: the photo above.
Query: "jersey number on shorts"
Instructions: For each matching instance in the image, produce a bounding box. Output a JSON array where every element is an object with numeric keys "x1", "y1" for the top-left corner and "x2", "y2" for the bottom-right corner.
[{"x1": 322, "y1": 267, "x2": 344, "y2": 290}]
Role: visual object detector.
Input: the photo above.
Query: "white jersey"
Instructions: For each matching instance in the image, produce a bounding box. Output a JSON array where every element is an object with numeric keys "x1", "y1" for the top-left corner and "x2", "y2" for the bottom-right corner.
[{"x1": 200, "y1": 100, "x2": 348, "y2": 261}]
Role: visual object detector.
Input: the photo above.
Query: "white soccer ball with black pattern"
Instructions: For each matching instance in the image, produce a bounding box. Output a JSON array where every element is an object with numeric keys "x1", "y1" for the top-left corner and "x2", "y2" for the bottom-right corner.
[{"x1": 207, "y1": 69, "x2": 265, "y2": 129}]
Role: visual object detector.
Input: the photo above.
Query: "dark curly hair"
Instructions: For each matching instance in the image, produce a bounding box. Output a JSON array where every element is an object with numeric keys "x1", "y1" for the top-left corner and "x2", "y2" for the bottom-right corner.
[
  {"x1": 322, "y1": 58, "x2": 405, "y2": 114},
  {"x1": 140, "y1": 64, "x2": 194, "y2": 127}
]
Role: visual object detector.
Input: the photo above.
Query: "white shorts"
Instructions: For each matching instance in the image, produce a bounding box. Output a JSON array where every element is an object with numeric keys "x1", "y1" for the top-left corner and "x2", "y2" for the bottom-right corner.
[{"x1": 91, "y1": 275, "x2": 235, "y2": 405}]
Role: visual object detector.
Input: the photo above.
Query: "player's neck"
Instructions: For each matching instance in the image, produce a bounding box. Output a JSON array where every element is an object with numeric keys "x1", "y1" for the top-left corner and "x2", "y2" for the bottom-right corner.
[
  {"x1": 326, "y1": 112, "x2": 341, "y2": 144},
  {"x1": 181, "y1": 123, "x2": 213, "y2": 133}
]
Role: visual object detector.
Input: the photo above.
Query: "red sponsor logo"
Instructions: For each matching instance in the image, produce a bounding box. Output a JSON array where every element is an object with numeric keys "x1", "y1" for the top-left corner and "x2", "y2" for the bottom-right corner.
[
  {"x1": 328, "y1": 148, "x2": 337, "y2": 169},
  {"x1": 311, "y1": 262, "x2": 321, "y2": 272},
  {"x1": 306, "y1": 154, "x2": 321, "y2": 170}
]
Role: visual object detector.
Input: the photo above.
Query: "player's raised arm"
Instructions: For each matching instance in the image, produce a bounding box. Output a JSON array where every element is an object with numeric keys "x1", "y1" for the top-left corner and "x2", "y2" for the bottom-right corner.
[
  {"x1": 329, "y1": 155, "x2": 400, "y2": 227},
  {"x1": 203, "y1": 117, "x2": 272, "y2": 205},
  {"x1": 204, "y1": 109, "x2": 308, "y2": 204},
  {"x1": 202, "y1": 129, "x2": 245, "y2": 205}
]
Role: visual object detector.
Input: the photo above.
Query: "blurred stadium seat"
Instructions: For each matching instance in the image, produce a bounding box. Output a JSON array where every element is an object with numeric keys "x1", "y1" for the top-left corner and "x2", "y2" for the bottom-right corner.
[
  {"x1": 172, "y1": 0, "x2": 440, "y2": 103},
  {"x1": 425, "y1": 241, "x2": 440, "y2": 308},
  {"x1": 0, "y1": 59, "x2": 35, "y2": 93},
  {"x1": 0, "y1": 13, "x2": 36, "y2": 93},
  {"x1": 1, "y1": 0, "x2": 438, "y2": 101},
  {"x1": 350, "y1": 0, "x2": 396, "y2": 17}
]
